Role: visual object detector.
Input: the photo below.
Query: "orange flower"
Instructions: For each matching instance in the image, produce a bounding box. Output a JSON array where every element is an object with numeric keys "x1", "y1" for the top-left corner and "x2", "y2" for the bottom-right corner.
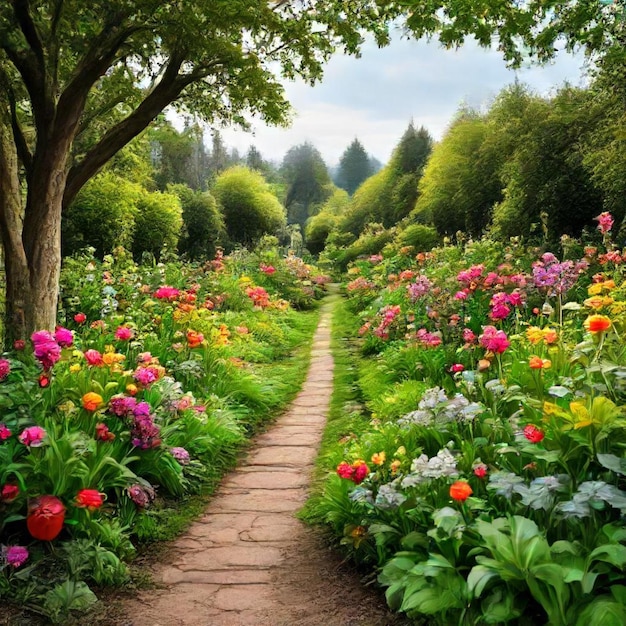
[
  {"x1": 584, "y1": 315, "x2": 611, "y2": 333},
  {"x1": 526, "y1": 326, "x2": 544, "y2": 344},
  {"x1": 371, "y1": 451, "x2": 386, "y2": 466},
  {"x1": 126, "y1": 384, "x2": 138, "y2": 396},
  {"x1": 542, "y1": 328, "x2": 558, "y2": 344},
  {"x1": 450, "y1": 481, "x2": 473, "y2": 502},
  {"x1": 186, "y1": 329, "x2": 204, "y2": 348},
  {"x1": 529, "y1": 356, "x2": 551, "y2": 370},
  {"x1": 82, "y1": 392, "x2": 103, "y2": 412}
]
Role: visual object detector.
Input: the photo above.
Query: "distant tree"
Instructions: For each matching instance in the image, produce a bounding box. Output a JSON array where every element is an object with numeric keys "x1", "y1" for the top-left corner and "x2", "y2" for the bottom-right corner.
[
  {"x1": 305, "y1": 188, "x2": 350, "y2": 253},
  {"x1": 170, "y1": 185, "x2": 225, "y2": 261},
  {"x1": 208, "y1": 130, "x2": 230, "y2": 179},
  {"x1": 412, "y1": 111, "x2": 501, "y2": 237},
  {"x1": 334, "y1": 138, "x2": 374, "y2": 195},
  {"x1": 281, "y1": 142, "x2": 333, "y2": 230},
  {"x1": 132, "y1": 190, "x2": 183, "y2": 261},
  {"x1": 213, "y1": 166, "x2": 286, "y2": 247}
]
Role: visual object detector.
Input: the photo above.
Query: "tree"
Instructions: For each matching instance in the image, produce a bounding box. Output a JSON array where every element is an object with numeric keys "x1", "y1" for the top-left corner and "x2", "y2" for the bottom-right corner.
[
  {"x1": 305, "y1": 188, "x2": 350, "y2": 254},
  {"x1": 334, "y1": 138, "x2": 373, "y2": 195},
  {"x1": 213, "y1": 166, "x2": 286, "y2": 248},
  {"x1": 281, "y1": 142, "x2": 333, "y2": 230},
  {"x1": 0, "y1": 1, "x2": 394, "y2": 343}
]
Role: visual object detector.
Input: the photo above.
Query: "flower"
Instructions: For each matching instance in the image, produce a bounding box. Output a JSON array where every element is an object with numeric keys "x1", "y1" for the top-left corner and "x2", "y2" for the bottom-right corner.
[
  {"x1": 473, "y1": 464, "x2": 488, "y2": 479},
  {"x1": 126, "y1": 384, "x2": 138, "y2": 396},
  {"x1": 0, "y1": 359, "x2": 10, "y2": 381},
  {"x1": 114, "y1": 326, "x2": 133, "y2": 341},
  {"x1": 186, "y1": 329, "x2": 204, "y2": 348},
  {"x1": 0, "y1": 424, "x2": 11, "y2": 440},
  {"x1": 1, "y1": 484, "x2": 19, "y2": 502},
  {"x1": 127, "y1": 483, "x2": 156, "y2": 509},
  {"x1": 4, "y1": 546, "x2": 29, "y2": 568},
  {"x1": 336, "y1": 461, "x2": 354, "y2": 480},
  {"x1": 450, "y1": 363, "x2": 465, "y2": 373},
  {"x1": 74, "y1": 312, "x2": 87, "y2": 323},
  {"x1": 529, "y1": 356, "x2": 551, "y2": 370},
  {"x1": 523, "y1": 424, "x2": 545, "y2": 443},
  {"x1": 13, "y1": 339, "x2": 25, "y2": 351},
  {"x1": 154, "y1": 286, "x2": 180, "y2": 300},
  {"x1": 353, "y1": 461, "x2": 369, "y2": 484},
  {"x1": 584, "y1": 315, "x2": 611, "y2": 333},
  {"x1": 27, "y1": 495, "x2": 66, "y2": 541},
  {"x1": 479, "y1": 326, "x2": 510, "y2": 354},
  {"x1": 84, "y1": 349, "x2": 104, "y2": 366},
  {"x1": 32, "y1": 333, "x2": 61, "y2": 370},
  {"x1": 54, "y1": 326, "x2": 74, "y2": 347},
  {"x1": 170, "y1": 447, "x2": 191, "y2": 465},
  {"x1": 371, "y1": 451, "x2": 386, "y2": 466},
  {"x1": 450, "y1": 481, "x2": 473, "y2": 502},
  {"x1": 76, "y1": 489, "x2": 104, "y2": 510},
  {"x1": 95, "y1": 423, "x2": 115, "y2": 442},
  {"x1": 260, "y1": 263, "x2": 276, "y2": 275},
  {"x1": 18, "y1": 426, "x2": 46, "y2": 447},
  {"x1": 595, "y1": 211, "x2": 614, "y2": 235},
  {"x1": 82, "y1": 392, "x2": 103, "y2": 412}
]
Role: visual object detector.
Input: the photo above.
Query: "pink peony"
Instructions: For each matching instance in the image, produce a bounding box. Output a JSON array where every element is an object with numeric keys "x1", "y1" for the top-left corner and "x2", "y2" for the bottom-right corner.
[
  {"x1": 114, "y1": 326, "x2": 133, "y2": 341},
  {"x1": 84, "y1": 349, "x2": 104, "y2": 367},
  {"x1": 170, "y1": 447, "x2": 190, "y2": 465},
  {"x1": 0, "y1": 424, "x2": 11, "y2": 440},
  {"x1": 154, "y1": 286, "x2": 180, "y2": 300},
  {"x1": 450, "y1": 363, "x2": 465, "y2": 373},
  {"x1": 0, "y1": 359, "x2": 10, "y2": 380},
  {"x1": 595, "y1": 211, "x2": 614, "y2": 235},
  {"x1": 479, "y1": 326, "x2": 510, "y2": 354},
  {"x1": 18, "y1": 426, "x2": 46, "y2": 447},
  {"x1": 4, "y1": 546, "x2": 29, "y2": 568},
  {"x1": 54, "y1": 326, "x2": 74, "y2": 348}
]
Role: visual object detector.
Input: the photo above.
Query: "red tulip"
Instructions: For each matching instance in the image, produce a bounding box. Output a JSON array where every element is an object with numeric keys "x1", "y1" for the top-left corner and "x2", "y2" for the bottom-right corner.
[{"x1": 27, "y1": 495, "x2": 66, "y2": 541}]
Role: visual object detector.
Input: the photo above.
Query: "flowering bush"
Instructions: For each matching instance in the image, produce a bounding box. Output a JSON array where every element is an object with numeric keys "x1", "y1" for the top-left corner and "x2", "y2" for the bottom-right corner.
[
  {"x1": 1, "y1": 245, "x2": 325, "y2": 619},
  {"x1": 309, "y1": 216, "x2": 626, "y2": 625}
]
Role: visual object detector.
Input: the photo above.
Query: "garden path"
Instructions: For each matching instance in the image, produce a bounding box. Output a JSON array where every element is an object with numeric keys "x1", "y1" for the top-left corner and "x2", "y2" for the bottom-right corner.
[{"x1": 119, "y1": 295, "x2": 406, "y2": 626}]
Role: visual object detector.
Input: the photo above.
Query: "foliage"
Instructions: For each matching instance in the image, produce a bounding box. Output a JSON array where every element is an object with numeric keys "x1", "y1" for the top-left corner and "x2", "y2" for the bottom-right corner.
[
  {"x1": 334, "y1": 138, "x2": 375, "y2": 196},
  {"x1": 308, "y1": 213, "x2": 626, "y2": 624},
  {"x1": 213, "y1": 166, "x2": 286, "y2": 248}
]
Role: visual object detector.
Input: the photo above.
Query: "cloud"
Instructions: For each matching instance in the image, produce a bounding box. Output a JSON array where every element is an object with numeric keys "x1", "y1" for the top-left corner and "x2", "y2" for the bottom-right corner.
[{"x1": 217, "y1": 36, "x2": 586, "y2": 167}]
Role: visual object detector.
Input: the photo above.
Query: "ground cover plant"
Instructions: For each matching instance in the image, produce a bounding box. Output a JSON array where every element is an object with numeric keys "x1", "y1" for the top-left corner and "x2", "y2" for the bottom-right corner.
[
  {"x1": 0, "y1": 246, "x2": 328, "y2": 623},
  {"x1": 307, "y1": 213, "x2": 626, "y2": 625}
]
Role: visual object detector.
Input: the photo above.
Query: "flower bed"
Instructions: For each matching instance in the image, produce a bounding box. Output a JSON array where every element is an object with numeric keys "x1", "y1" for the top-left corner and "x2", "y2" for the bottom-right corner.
[
  {"x1": 308, "y1": 215, "x2": 626, "y2": 625},
  {"x1": 0, "y1": 247, "x2": 328, "y2": 622}
]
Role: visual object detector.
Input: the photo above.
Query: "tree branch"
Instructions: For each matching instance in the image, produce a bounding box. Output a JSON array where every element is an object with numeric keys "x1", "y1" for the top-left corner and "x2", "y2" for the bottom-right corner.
[
  {"x1": 64, "y1": 51, "x2": 192, "y2": 207},
  {"x1": 11, "y1": 0, "x2": 45, "y2": 67},
  {"x1": 0, "y1": 67, "x2": 33, "y2": 173}
]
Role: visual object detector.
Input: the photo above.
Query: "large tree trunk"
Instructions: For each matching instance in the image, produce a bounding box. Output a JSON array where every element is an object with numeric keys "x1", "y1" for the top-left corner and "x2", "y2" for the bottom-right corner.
[{"x1": 0, "y1": 118, "x2": 65, "y2": 344}]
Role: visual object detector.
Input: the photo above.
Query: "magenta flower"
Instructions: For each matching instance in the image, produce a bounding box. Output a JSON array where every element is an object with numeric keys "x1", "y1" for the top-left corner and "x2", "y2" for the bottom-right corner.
[
  {"x1": 54, "y1": 326, "x2": 74, "y2": 348},
  {"x1": 127, "y1": 483, "x2": 156, "y2": 508},
  {"x1": 31, "y1": 331, "x2": 61, "y2": 370},
  {"x1": 0, "y1": 424, "x2": 11, "y2": 440},
  {"x1": 31, "y1": 330, "x2": 54, "y2": 345},
  {"x1": 479, "y1": 326, "x2": 510, "y2": 354},
  {"x1": 18, "y1": 426, "x2": 46, "y2": 447},
  {"x1": 595, "y1": 211, "x2": 614, "y2": 235},
  {"x1": 4, "y1": 545, "x2": 29, "y2": 568},
  {"x1": 0, "y1": 359, "x2": 10, "y2": 381},
  {"x1": 84, "y1": 349, "x2": 104, "y2": 366}
]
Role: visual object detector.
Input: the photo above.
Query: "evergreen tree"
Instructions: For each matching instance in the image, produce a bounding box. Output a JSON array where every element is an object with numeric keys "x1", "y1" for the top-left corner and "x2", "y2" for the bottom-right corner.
[
  {"x1": 281, "y1": 142, "x2": 333, "y2": 231},
  {"x1": 334, "y1": 138, "x2": 373, "y2": 195}
]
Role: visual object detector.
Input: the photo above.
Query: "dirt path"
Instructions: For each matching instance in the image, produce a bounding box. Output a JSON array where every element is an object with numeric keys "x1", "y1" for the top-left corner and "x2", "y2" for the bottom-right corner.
[{"x1": 117, "y1": 296, "x2": 408, "y2": 626}]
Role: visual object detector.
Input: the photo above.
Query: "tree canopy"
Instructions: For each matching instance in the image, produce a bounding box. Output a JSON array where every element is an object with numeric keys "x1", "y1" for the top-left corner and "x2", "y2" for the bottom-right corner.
[{"x1": 334, "y1": 138, "x2": 374, "y2": 195}]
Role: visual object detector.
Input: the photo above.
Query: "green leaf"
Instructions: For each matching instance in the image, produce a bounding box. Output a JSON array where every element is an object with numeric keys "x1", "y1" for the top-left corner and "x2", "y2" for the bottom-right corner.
[
  {"x1": 597, "y1": 454, "x2": 626, "y2": 476},
  {"x1": 576, "y1": 598, "x2": 626, "y2": 626},
  {"x1": 468, "y1": 564, "x2": 499, "y2": 598},
  {"x1": 589, "y1": 544, "x2": 626, "y2": 569}
]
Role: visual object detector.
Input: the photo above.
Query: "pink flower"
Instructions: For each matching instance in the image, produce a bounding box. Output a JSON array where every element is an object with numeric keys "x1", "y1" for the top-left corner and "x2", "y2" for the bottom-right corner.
[
  {"x1": 170, "y1": 447, "x2": 190, "y2": 465},
  {"x1": 336, "y1": 462, "x2": 354, "y2": 480},
  {"x1": 260, "y1": 263, "x2": 276, "y2": 275},
  {"x1": 54, "y1": 326, "x2": 74, "y2": 348},
  {"x1": 1, "y1": 484, "x2": 19, "y2": 502},
  {"x1": 84, "y1": 349, "x2": 104, "y2": 367},
  {"x1": 114, "y1": 326, "x2": 133, "y2": 341},
  {"x1": 154, "y1": 286, "x2": 180, "y2": 300},
  {"x1": 31, "y1": 331, "x2": 61, "y2": 370},
  {"x1": 127, "y1": 483, "x2": 155, "y2": 508},
  {"x1": 353, "y1": 461, "x2": 369, "y2": 484},
  {"x1": 479, "y1": 326, "x2": 510, "y2": 354},
  {"x1": 31, "y1": 330, "x2": 54, "y2": 345},
  {"x1": 18, "y1": 426, "x2": 46, "y2": 447},
  {"x1": 462, "y1": 328, "x2": 476, "y2": 344},
  {"x1": 0, "y1": 359, "x2": 10, "y2": 381},
  {"x1": 0, "y1": 424, "x2": 11, "y2": 440},
  {"x1": 450, "y1": 363, "x2": 465, "y2": 373},
  {"x1": 4, "y1": 546, "x2": 28, "y2": 568},
  {"x1": 595, "y1": 211, "x2": 614, "y2": 235},
  {"x1": 455, "y1": 290, "x2": 468, "y2": 300},
  {"x1": 13, "y1": 339, "x2": 25, "y2": 351},
  {"x1": 473, "y1": 463, "x2": 488, "y2": 478}
]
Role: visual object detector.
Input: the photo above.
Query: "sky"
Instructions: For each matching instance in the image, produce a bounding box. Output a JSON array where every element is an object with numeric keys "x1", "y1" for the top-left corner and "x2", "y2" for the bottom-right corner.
[{"x1": 214, "y1": 35, "x2": 588, "y2": 168}]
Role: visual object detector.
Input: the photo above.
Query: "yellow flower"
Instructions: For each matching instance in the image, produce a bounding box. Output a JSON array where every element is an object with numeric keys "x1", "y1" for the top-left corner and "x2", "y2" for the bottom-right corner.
[
  {"x1": 69, "y1": 364, "x2": 81, "y2": 373},
  {"x1": 390, "y1": 459, "x2": 402, "y2": 474},
  {"x1": 395, "y1": 446, "x2": 406, "y2": 456},
  {"x1": 588, "y1": 283, "x2": 604, "y2": 296},
  {"x1": 584, "y1": 315, "x2": 612, "y2": 333},
  {"x1": 102, "y1": 352, "x2": 125, "y2": 366},
  {"x1": 584, "y1": 295, "x2": 614, "y2": 309},
  {"x1": 526, "y1": 326, "x2": 544, "y2": 344}
]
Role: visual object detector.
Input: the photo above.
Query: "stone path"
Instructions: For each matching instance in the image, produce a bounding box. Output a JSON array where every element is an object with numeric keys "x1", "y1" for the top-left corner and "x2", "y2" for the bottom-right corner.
[{"x1": 120, "y1": 296, "x2": 406, "y2": 626}]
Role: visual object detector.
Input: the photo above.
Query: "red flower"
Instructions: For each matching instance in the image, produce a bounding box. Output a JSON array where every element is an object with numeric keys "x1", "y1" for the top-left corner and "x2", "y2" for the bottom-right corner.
[
  {"x1": 84, "y1": 349, "x2": 104, "y2": 367},
  {"x1": 1, "y1": 484, "x2": 19, "y2": 502},
  {"x1": 74, "y1": 313, "x2": 87, "y2": 323},
  {"x1": 13, "y1": 339, "x2": 25, "y2": 351},
  {"x1": 450, "y1": 481, "x2": 473, "y2": 502},
  {"x1": 473, "y1": 464, "x2": 488, "y2": 479},
  {"x1": 523, "y1": 424, "x2": 545, "y2": 444},
  {"x1": 27, "y1": 495, "x2": 66, "y2": 541},
  {"x1": 95, "y1": 423, "x2": 115, "y2": 442},
  {"x1": 352, "y1": 461, "x2": 369, "y2": 484},
  {"x1": 38, "y1": 374, "x2": 50, "y2": 387},
  {"x1": 76, "y1": 489, "x2": 104, "y2": 511},
  {"x1": 336, "y1": 461, "x2": 354, "y2": 480}
]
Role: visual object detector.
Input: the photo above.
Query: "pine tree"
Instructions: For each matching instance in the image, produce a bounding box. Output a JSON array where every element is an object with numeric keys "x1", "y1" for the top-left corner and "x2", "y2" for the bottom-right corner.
[{"x1": 334, "y1": 138, "x2": 373, "y2": 195}]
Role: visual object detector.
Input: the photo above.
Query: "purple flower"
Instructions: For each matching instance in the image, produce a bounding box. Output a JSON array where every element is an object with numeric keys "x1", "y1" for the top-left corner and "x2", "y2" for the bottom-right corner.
[
  {"x1": 31, "y1": 330, "x2": 54, "y2": 345},
  {"x1": 134, "y1": 368, "x2": 157, "y2": 386},
  {"x1": 170, "y1": 447, "x2": 190, "y2": 465},
  {"x1": 0, "y1": 359, "x2": 10, "y2": 381},
  {"x1": 54, "y1": 326, "x2": 74, "y2": 348},
  {"x1": 131, "y1": 415, "x2": 161, "y2": 449},
  {"x1": 4, "y1": 545, "x2": 29, "y2": 567},
  {"x1": 18, "y1": 426, "x2": 46, "y2": 447},
  {"x1": 407, "y1": 275, "x2": 432, "y2": 302},
  {"x1": 108, "y1": 395, "x2": 137, "y2": 417},
  {"x1": 127, "y1": 483, "x2": 156, "y2": 508},
  {"x1": 132, "y1": 401, "x2": 151, "y2": 418}
]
